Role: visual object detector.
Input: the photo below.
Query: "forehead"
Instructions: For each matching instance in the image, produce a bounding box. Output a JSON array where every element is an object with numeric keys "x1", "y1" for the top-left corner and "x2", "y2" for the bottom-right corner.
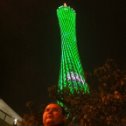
[{"x1": 45, "y1": 104, "x2": 61, "y2": 109}]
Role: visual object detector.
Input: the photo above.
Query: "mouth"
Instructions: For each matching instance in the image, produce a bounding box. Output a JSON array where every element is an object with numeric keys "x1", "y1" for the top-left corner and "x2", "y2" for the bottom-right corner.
[{"x1": 47, "y1": 115, "x2": 53, "y2": 118}]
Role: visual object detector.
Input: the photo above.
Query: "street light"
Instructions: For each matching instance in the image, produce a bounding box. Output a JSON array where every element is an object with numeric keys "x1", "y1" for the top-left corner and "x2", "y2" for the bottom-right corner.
[{"x1": 13, "y1": 118, "x2": 18, "y2": 126}]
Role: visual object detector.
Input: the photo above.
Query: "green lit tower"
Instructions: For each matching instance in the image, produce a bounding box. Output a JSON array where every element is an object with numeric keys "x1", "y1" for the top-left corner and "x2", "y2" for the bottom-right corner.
[{"x1": 57, "y1": 3, "x2": 89, "y2": 94}]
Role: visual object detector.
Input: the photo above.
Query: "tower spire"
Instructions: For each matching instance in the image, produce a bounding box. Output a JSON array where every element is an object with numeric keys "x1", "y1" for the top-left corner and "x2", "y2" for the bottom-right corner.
[{"x1": 63, "y1": 2, "x2": 67, "y2": 7}]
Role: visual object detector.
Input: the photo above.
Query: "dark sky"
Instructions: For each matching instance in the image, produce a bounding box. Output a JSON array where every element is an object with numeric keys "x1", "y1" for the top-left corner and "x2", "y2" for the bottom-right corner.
[{"x1": 0, "y1": 0, "x2": 125, "y2": 114}]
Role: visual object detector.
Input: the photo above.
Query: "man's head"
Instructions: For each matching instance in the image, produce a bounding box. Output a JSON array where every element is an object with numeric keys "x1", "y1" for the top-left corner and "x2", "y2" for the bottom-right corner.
[{"x1": 42, "y1": 103, "x2": 66, "y2": 126}]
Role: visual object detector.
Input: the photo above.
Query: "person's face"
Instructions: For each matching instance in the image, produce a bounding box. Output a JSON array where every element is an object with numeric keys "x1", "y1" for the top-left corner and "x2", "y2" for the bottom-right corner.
[{"x1": 42, "y1": 103, "x2": 65, "y2": 126}]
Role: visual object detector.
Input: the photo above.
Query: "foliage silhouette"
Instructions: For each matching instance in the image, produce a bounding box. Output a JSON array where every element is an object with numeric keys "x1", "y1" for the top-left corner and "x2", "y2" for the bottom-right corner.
[{"x1": 20, "y1": 59, "x2": 126, "y2": 126}]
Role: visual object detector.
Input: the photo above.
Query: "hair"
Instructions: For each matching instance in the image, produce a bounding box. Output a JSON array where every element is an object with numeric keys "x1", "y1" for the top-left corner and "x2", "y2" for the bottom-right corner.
[{"x1": 60, "y1": 105, "x2": 67, "y2": 116}]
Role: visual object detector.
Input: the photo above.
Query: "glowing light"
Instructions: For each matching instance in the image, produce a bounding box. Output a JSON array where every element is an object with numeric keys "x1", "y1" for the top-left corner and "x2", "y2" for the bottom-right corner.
[
  {"x1": 67, "y1": 72, "x2": 85, "y2": 84},
  {"x1": 14, "y1": 118, "x2": 18, "y2": 125},
  {"x1": 57, "y1": 5, "x2": 89, "y2": 94},
  {"x1": 64, "y1": 3, "x2": 67, "y2": 7}
]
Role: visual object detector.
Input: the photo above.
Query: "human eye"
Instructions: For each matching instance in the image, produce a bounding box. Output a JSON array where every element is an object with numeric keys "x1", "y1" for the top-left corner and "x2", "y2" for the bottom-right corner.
[
  {"x1": 44, "y1": 108, "x2": 50, "y2": 112},
  {"x1": 53, "y1": 108, "x2": 61, "y2": 112},
  {"x1": 53, "y1": 108, "x2": 58, "y2": 112}
]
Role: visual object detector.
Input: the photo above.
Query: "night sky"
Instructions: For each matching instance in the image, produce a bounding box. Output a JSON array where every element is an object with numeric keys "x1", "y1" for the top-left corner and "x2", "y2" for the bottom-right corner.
[{"x1": 0, "y1": 0, "x2": 125, "y2": 114}]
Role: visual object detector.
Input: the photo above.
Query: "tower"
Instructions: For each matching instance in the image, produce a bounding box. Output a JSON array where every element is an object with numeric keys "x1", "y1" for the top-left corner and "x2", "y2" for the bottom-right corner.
[{"x1": 57, "y1": 4, "x2": 89, "y2": 94}]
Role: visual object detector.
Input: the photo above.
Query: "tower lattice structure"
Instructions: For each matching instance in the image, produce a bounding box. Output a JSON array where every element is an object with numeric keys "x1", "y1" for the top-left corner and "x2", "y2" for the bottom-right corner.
[{"x1": 57, "y1": 4, "x2": 89, "y2": 94}]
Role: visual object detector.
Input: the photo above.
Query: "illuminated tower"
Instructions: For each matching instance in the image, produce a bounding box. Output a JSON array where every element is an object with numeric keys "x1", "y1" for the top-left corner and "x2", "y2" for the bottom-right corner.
[{"x1": 57, "y1": 3, "x2": 90, "y2": 94}]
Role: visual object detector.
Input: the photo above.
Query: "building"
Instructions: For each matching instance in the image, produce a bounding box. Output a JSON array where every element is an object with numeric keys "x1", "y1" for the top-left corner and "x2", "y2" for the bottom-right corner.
[
  {"x1": 0, "y1": 99, "x2": 22, "y2": 126},
  {"x1": 57, "y1": 3, "x2": 90, "y2": 94}
]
